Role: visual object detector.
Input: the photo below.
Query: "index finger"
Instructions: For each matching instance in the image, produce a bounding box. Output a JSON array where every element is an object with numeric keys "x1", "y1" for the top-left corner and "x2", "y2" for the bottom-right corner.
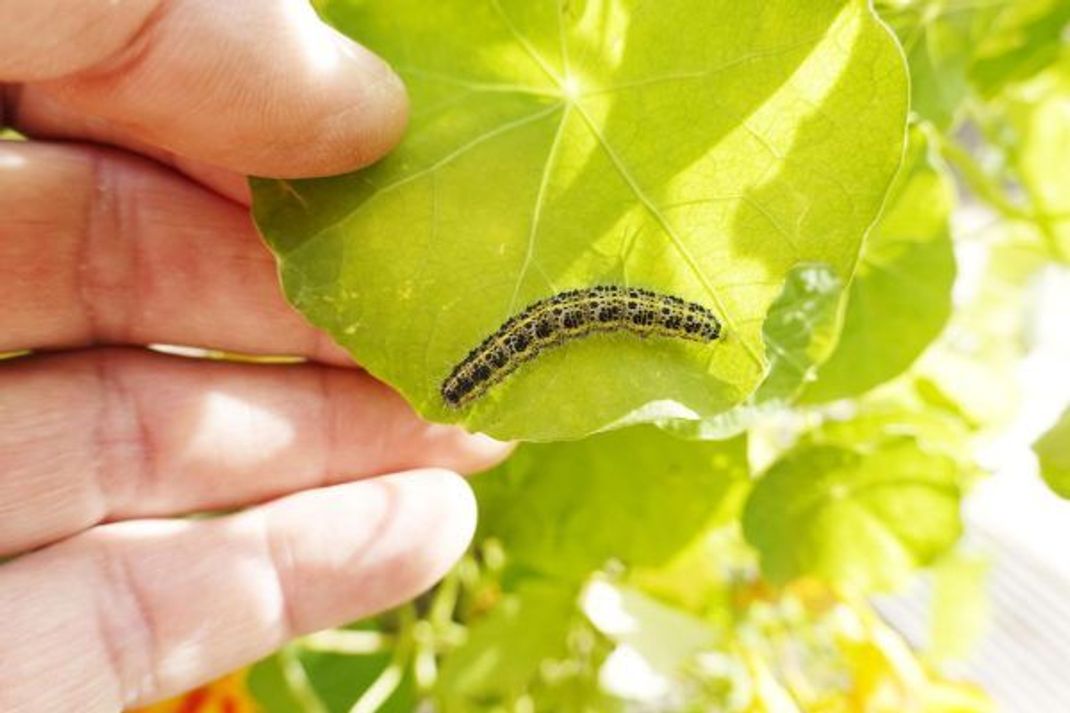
[{"x1": 0, "y1": 0, "x2": 408, "y2": 177}]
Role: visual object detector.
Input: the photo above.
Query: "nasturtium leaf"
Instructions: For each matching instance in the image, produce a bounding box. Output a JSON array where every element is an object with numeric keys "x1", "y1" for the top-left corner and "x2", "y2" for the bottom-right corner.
[
  {"x1": 809, "y1": 402, "x2": 978, "y2": 477},
  {"x1": 877, "y1": 0, "x2": 1068, "y2": 127},
  {"x1": 751, "y1": 264, "x2": 844, "y2": 403},
  {"x1": 667, "y1": 261, "x2": 844, "y2": 439},
  {"x1": 1000, "y1": 58, "x2": 1070, "y2": 262},
  {"x1": 434, "y1": 580, "x2": 578, "y2": 709},
  {"x1": 1034, "y1": 406, "x2": 1070, "y2": 499},
  {"x1": 877, "y1": 1, "x2": 990, "y2": 129},
  {"x1": 473, "y1": 426, "x2": 748, "y2": 581},
  {"x1": 802, "y1": 127, "x2": 955, "y2": 403},
  {"x1": 969, "y1": 0, "x2": 1070, "y2": 97},
  {"x1": 912, "y1": 222, "x2": 1046, "y2": 430},
  {"x1": 247, "y1": 654, "x2": 318, "y2": 713},
  {"x1": 297, "y1": 650, "x2": 416, "y2": 713},
  {"x1": 742, "y1": 435, "x2": 963, "y2": 592},
  {"x1": 628, "y1": 526, "x2": 759, "y2": 623},
  {"x1": 581, "y1": 578, "x2": 714, "y2": 698},
  {"x1": 251, "y1": 0, "x2": 908, "y2": 440},
  {"x1": 249, "y1": 642, "x2": 417, "y2": 713}
]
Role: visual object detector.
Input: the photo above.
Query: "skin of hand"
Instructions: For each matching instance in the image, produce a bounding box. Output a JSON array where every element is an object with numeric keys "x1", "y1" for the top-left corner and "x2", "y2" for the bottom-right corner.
[{"x1": 0, "y1": 1, "x2": 511, "y2": 710}]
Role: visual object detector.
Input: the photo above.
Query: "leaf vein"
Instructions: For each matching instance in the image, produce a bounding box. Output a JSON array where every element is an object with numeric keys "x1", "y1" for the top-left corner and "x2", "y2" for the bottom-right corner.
[
  {"x1": 294, "y1": 103, "x2": 565, "y2": 253},
  {"x1": 492, "y1": 0, "x2": 564, "y2": 86},
  {"x1": 509, "y1": 105, "x2": 571, "y2": 312},
  {"x1": 396, "y1": 66, "x2": 559, "y2": 98},
  {"x1": 582, "y1": 32, "x2": 830, "y2": 97},
  {"x1": 571, "y1": 102, "x2": 763, "y2": 368}
]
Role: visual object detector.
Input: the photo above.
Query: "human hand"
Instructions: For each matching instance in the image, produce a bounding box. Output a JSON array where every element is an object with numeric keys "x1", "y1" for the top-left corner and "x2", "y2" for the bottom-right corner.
[{"x1": 0, "y1": 1, "x2": 509, "y2": 710}]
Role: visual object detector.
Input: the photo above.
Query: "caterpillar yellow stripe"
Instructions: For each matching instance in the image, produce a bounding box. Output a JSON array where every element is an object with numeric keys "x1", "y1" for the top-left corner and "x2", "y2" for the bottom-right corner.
[{"x1": 441, "y1": 285, "x2": 722, "y2": 408}]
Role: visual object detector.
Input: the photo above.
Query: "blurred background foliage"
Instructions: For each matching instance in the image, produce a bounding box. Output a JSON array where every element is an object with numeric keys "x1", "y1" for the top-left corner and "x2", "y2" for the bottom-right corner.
[{"x1": 138, "y1": 0, "x2": 1069, "y2": 710}]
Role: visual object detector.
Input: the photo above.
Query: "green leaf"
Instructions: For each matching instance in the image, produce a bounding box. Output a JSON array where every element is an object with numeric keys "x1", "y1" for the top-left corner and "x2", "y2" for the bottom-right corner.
[
  {"x1": 969, "y1": 0, "x2": 1070, "y2": 96},
  {"x1": 808, "y1": 401, "x2": 978, "y2": 475},
  {"x1": 742, "y1": 433, "x2": 963, "y2": 592},
  {"x1": 910, "y1": 223, "x2": 1046, "y2": 430},
  {"x1": 877, "y1": 1, "x2": 994, "y2": 129},
  {"x1": 877, "y1": 0, "x2": 1068, "y2": 126},
  {"x1": 473, "y1": 426, "x2": 748, "y2": 581},
  {"x1": 751, "y1": 263, "x2": 844, "y2": 404},
  {"x1": 1034, "y1": 406, "x2": 1070, "y2": 498},
  {"x1": 297, "y1": 649, "x2": 416, "y2": 713},
  {"x1": 999, "y1": 58, "x2": 1070, "y2": 262},
  {"x1": 628, "y1": 530, "x2": 750, "y2": 619},
  {"x1": 248, "y1": 626, "x2": 416, "y2": 713},
  {"x1": 435, "y1": 580, "x2": 578, "y2": 709},
  {"x1": 252, "y1": 0, "x2": 908, "y2": 440},
  {"x1": 582, "y1": 577, "x2": 715, "y2": 674},
  {"x1": 668, "y1": 261, "x2": 844, "y2": 439},
  {"x1": 248, "y1": 654, "x2": 316, "y2": 713},
  {"x1": 802, "y1": 126, "x2": 955, "y2": 403}
]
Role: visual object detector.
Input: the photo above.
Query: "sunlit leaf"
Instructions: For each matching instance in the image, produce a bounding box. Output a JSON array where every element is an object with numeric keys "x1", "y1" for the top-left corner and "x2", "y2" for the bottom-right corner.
[
  {"x1": 252, "y1": 0, "x2": 907, "y2": 440},
  {"x1": 248, "y1": 655, "x2": 317, "y2": 713},
  {"x1": 877, "y1": 0, "x2": 994, "y2": 128},
  {"x1": 969, "y1": 0, "x2": 1070, "y2": 96},
  {"x1": 1034, "y1": 405, "x2": 1070, "y2": 498},
  {"x1": 473, "y1": 426, "x2": 748, "y2": 581},
  {"x1": 742, "y1": 433, "x2": 963, "y2": 591},
  {"x1": 629, "y1": 529, "x2": 751, "y2": 618},
  {"x1": 434, "y1": 580, "x2": 578, "y2": 709},
  {"x1": 802, "y1": 126, "x2": 955, "y2": 403},
  {"x1": 671, "y1": 261, "x2": 844, "y2": 439},
  {"x1": 999, "y1": 57, "x2": 1070, "y2": 262},
  {"x1": 912, "y1": 225, "x2": 1046, "y2": 429},
  {"x1": 807, "y1": 401, "x2": 978, "y2": 475},
  {"x1": 248, "y1": 624, "x2": 416, "y2": 713},
  {"x1": 581, "y1": 577, "x2": 714, "y2": 682},
  {"x1": 752, "y1": 264, "x2": 844, "y2": 404},
  {"x1": 296, "y1": 650, "x2": 416, "y2": 713}
]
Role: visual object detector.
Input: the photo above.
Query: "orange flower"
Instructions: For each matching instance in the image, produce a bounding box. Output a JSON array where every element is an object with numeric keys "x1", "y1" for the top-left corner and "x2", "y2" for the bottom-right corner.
[{"x1": 128, "y1": 671, "x2": 258, "y2": 713}]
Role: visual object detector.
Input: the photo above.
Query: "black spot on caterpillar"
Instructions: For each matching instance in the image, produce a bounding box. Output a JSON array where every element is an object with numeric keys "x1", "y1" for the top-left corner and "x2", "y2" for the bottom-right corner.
[{"x1": 441, "y1": 285, "x2": 722, "y2": 408}]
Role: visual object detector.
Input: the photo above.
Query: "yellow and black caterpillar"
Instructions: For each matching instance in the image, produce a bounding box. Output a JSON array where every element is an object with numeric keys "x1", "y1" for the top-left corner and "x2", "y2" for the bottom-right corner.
[{"x1": 441, "y1": 285, "x2": 723, "y2": 408}]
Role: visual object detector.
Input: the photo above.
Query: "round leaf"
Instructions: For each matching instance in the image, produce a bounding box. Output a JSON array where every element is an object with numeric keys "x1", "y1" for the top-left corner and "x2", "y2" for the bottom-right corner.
[
  {"x1": 473, "y1": 426, "x2": 748, "y2": 581},
  {"x1": 252, "y1": 0, "x2": 908, "y2": 440},
  {"x1": 743, "y1": 437, "x2": 963, "y2": 591},
  {"x1": 802, "y1": 127, "x2": 956, "y2": 403}
]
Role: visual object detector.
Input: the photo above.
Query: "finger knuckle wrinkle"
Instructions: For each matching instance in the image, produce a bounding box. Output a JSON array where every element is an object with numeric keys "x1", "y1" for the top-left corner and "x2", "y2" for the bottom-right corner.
[{"x1": 91, "y1": 541, "x2": 161, "y2": 706}]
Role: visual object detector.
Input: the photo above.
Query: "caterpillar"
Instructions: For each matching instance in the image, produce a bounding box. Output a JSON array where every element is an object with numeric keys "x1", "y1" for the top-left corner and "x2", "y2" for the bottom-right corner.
[{"x1": 441, "y1": 285, "x2": 722, "y2": 408}]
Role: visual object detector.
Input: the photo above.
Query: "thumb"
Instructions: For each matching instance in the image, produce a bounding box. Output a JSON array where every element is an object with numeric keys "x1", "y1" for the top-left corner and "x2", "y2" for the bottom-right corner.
[{"x1": 1, "y1": 0, "x2": 408, "y2": 177}]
